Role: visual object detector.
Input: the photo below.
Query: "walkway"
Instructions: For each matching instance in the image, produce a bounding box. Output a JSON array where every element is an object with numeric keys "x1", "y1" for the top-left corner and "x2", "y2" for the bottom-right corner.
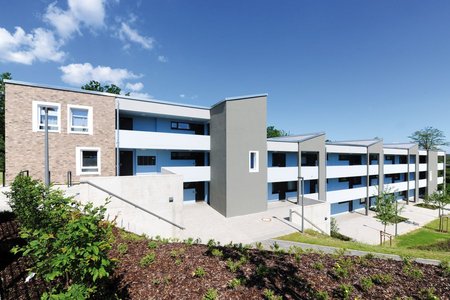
[{"x1": 334, "y1": 201, "x2": 442, "y2": 244}]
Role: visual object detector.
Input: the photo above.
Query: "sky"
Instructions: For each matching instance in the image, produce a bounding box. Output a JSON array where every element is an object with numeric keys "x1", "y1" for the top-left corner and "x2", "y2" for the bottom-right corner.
[{"x1": 1, "y1": 0, "x2": 449, "y2": 151}]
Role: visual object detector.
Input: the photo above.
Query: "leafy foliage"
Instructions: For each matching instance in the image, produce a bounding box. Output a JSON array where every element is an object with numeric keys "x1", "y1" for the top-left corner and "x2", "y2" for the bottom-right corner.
[
  {"x1": 0, "y1": 72, "x2": 11, "y2": 169},
  {"x1": 81, "y1": 80, "x2": 123, "y2": 95},
  {"x1": 267, "y1": 125, "x2": 288, "y2": 138},
  {"x1": 8, "y1": 174, "x2": 113, "y2": 298},
  {"x1": 409, "y1": 126, "x2": 449, "y2": 150},
  {"x1": 427, "y1": 191, "x2": 450, "y2": 232},
  {"x1": 375, "y1": 189, "x2": 403, "y2": 234}
]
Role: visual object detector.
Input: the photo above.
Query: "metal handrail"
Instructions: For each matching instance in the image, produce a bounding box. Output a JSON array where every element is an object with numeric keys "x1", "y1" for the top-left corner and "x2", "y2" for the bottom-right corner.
[
  {"x1": 82, "y1": 180, "x2": 185, "y2": 230},
  {"x1": 289, "y1": 209, "x2": 327, "y2": 235}
]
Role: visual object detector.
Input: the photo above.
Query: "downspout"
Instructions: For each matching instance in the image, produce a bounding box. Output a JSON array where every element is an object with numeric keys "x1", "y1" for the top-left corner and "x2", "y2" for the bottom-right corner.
[{"x1": 116, "y1": 99, "x2": 120, "y2": 176}]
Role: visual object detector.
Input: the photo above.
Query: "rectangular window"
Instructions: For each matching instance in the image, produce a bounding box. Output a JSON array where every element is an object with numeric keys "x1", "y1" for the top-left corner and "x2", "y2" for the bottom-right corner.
[
  {"x1": 249, "y1": 151, "x2": 259, "y2": 172},
  {"x1": 32, "y1": 101, "x2": 61, "y2": 132},
  {"x1": 68, "y1": 105, "x2": 92, "y2": 134},
  {"x1": 76, "y1": 147, "x2": 101, "y2": 175},
  {"x1": 137, "y1": 156, "x2": 156, "y2": 166},
  {"x1": 272, "y1": 152, "x2": 286, "y2": 167},
  {"x1": 171, "y1": 121, "x2": 191, "y2": 130}
]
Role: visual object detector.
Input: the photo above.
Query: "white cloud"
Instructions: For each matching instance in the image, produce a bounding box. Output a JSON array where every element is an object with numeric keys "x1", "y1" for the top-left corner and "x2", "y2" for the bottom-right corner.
[
  {"x1": 157, "y1": 55, "x2": 168, "y2": 63},
  {"x1": 0, "y1": 26, "x2": 65, "y2": 64},
  {"x1": 125, "y1": 82, "x2": 144, "y2": 91},
  {"x1": 59, "y1": 62, "x2": 140, "y2": 86},
  {"x1": 129, "y1": 92, "x2": 153, "y2": 99},
  {"x1": 179, "y1": 94, "x2": 185, "y2": 98},
  {"x1": 118, "y1": 22, "x2": 154, "y2": 49},
  {"x1": 44, "y1": 0, "x2": 105, "y2": 39}
]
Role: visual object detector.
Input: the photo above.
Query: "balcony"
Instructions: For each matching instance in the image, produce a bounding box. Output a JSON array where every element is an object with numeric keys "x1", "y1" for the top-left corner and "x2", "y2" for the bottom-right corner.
[
  {"x1": 385, "y1": 181, "x2": 409, "y2": 192},
  {"x1": 326, "y1": 165, "x2": 378, "y2": 179},
  {"x1": 438, "y1": 163, "x2": 444, "y2": 170},
  {"x1": 161, "y1": 166, "x2": 210, "y2": 182},
  {"x1": 267, "y1": 166, "x2": 318, "y2": 183},
  {"x1": 327, "y1": 186, "x2": 378, "y2": 204},
  {"x1": 383, "y1": 164, "x2": 410, "y2": 175},
  {"x1": 118, "y1": 130, "x2": 210, "y2": 151},
  {"x1": 438, "y1": 177, "x2": 444, "y2": 184},
  {"x1": 418, "y1": 179, "x2": 427, "y2": 188},
  {"x1": 419, "y1": 164, "x2": 427, "y2": 172}
]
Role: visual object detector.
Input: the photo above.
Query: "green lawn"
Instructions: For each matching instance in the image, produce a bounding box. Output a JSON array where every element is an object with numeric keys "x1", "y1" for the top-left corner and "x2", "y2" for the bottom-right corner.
[{"x1": 277, "y1": 217, "x2": 450, "y2": 262}]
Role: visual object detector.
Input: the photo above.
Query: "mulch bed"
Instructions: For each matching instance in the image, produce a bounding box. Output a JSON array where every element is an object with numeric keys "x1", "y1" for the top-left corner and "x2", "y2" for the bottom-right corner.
[{"x1": 1, "y1": 213, "x2": 450, "y2": 299}]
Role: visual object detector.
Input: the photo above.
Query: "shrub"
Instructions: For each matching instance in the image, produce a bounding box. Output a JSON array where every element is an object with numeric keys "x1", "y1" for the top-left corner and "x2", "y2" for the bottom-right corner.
[
  {"x1": 370, "y1": 273, "x2": 393, "y2": 285},
  {"x1": 419, "y1": 287, "x2": 439, "y2": 300},
  {"x1": 312, "y1": 290, "x2": 329, "y2": 300},
  {"x1": 6, "y1": 174, "x2": 47, "y2": 229},
  {"x1": 334, "y1": 284, "x2": 353, "y2": 300},
  {"x1": 228, "y1": 277, "x2": 245, "y2": 289},
  {"x1": 117, "y1": 243, "x2": 128, "y2": 255},
  {"x1": 312, "y1": 262, "x2": 324, "y2": 270},
  {"x1": 140, "y1": 252, "x2": 156, "y2": 267},
  {"x1": 148, "y1": 240, "x2": 158, "y2": 249},
  {"x1": 360, "y1": 277, "x2": 374, "y2": 291},
  {"x1": 202, "y1": 288, "x2": 218, "y2": 300},
  {"x1": 263, "y1": 288, "x2": 282, "y2": 300},
  {"x1": 211, "y1": 248, "x2": 223, "y2": 257},
  {"x1": 193, "y1": 266, "x2": 206, "y2": 277},
  {"x1": 10, "y1": 174, "x2": 114, "y2": 299}
]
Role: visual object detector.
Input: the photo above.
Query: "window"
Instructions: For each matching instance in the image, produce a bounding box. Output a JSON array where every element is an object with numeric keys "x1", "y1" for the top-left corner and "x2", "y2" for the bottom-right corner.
[
  {"x1": 32, "y1": 101, "x2": 61, "y2": 132},
  {"x1": 249, "y1": 151, "x2": 259, "y2": 172},
  {"x1": 137, "y1": 156, "x2": 156, "y2": 166},
  {"x1": 272, "y1": 152, "x2": 286, "y2": 167},
  {"x1": 339, "y1": 154, "x2": 362, "y2": 165},
  {"x1": 68, "y1": 105, "x2": 92, "y2": 134},
  {"x1": 171, "y1": 121, "x2": 191, "y2": 130},
  {"x1": 76, "y1": 147, "x2": 100, "y2": 175},
  {"x1": 119, "y1": 116, "x2": 133, "y2": 130}
]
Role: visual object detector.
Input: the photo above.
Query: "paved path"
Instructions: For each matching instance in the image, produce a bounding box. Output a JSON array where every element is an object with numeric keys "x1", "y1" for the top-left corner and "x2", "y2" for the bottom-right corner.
[
  {"x1": 334, "y1": 201, "x2": 442, "y2": 244},
  {"x1": 261, "y1": 239, "x2": 441, "y2": 266}
]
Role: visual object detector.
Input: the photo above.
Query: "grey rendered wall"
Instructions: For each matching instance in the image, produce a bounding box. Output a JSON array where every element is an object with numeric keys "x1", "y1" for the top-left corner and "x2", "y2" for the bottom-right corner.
[
  {"x1": 210, "y1": 96, "x2": 268, "y2": 217},
  {"x1": 210, "y1": 102, "x2": 227, "y2": 216},
  {"x1": 427, "y1": 150, "x2": 438, "y2": 196},
  {"x1": 298, "y1": 135, "x2": 326, "y2": 201}
]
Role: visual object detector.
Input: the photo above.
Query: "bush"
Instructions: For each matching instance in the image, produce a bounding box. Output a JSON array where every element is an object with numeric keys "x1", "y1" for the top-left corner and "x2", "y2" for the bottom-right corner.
[
  {"x1": 6, "y1": 174, "x2": 48, "y2": 229},
  {"x1": 9, "y1": 175, "x2": 114, "y2": 298}
]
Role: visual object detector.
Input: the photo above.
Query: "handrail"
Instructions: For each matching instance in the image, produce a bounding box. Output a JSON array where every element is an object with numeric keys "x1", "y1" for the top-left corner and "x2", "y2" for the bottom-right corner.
[
  {"x1": 289, "y1": 209, "x2": 327, "y2": 235},
  {"x1": 82, "y1": 180, "x2": 185, "y2": 230}
]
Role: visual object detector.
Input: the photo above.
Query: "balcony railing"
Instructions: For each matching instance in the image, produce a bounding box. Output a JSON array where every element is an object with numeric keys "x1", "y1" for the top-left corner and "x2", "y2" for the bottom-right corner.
[
  {"x1": 267, "y1": 166, "x2": 318, "y2": 183},
  {"x1": 161, "y1": 166, "x2": 210, "y2": 182},
  {"x1": 118, "y1": 130, "x2": 210, "y2": 151}
]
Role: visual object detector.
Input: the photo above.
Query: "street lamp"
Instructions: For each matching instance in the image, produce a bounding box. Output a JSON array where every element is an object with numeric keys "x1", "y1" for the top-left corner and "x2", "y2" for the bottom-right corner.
[{"x1": 44, "y1": 106, "x2": 55, "y2": 187}]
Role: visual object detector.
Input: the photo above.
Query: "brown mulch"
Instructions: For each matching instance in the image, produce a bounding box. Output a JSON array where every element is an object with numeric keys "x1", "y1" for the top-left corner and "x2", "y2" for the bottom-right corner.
[{"x1": 1, "y1": 213, "x2": 450, "y2": 299}]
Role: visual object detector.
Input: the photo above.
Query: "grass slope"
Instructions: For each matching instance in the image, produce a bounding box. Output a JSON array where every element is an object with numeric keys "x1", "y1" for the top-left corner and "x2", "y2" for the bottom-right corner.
[{"x1": 278, "y1": 217, "x2": 450, "y2": 262}]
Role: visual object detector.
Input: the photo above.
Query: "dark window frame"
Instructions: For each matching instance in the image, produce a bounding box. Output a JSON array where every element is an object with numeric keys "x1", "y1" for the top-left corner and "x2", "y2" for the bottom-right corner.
[{"x1": 137, "y1": 156, "x2": 156, "y2": 166}]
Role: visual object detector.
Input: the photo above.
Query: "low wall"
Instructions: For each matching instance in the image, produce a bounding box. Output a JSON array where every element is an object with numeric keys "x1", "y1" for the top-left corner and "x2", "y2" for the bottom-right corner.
[
  {"x1": 289, "y1": 199, "x2": 331, "y2": 235},
  {"x1": 79, "y1": 174, "x2": 184, "y2": 237}
]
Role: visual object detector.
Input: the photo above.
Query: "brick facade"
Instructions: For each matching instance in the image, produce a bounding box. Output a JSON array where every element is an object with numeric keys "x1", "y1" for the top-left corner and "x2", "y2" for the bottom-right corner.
[{"x1": 5, "y1": 83, "x2": 116, "y2": 184}]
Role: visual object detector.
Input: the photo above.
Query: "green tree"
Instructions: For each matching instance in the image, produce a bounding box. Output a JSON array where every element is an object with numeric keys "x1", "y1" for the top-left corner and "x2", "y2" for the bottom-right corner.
[
  {"x1": 0, "y1": 72, "x2": 12, "y2": 170},
  {"x1": 267, "y1": 125, "x2": 288, "y2": 138},
  {"x1": 428, "y1": 190, "x2": 450, "y2": 232},
  {"x1": 375, "y1": 189, "x2": 402, "y2": 237},
  {"x1": 81, "y1": 80, "x2": 122, "y2": 95},
  {"x1": 409, "y1": 127, "x2": 449, "y2": 150}
]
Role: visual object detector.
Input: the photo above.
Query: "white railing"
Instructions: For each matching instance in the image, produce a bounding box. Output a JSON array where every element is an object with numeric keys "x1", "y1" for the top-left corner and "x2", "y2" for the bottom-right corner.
[
  {"x1": 161, "y1": 166, "x2": 210, "y2": 182},
  {"x1": 438, "y1": 163, "x2": 444, "y2": 170},
  {"x1": 384, "y1": 164, "x2": 408, "y2": 175},
  {"x1": 327, "y1": 186, "x2": 378, "y2": 204},
  {"x1": 418, "y1": 179, "x2": 427, "y2": 188},
  {"x1": 267, "y1": 166, "x2": 318, "y2": 182},
  {"x1": 118, "y1": 130, "x2": 210, "y2": 151},
  {"x1": 326, "y1": 165, "x2": 378, "y2": 179},
  {"x1": 419, "y1": 164, "x2": 427, "y2": 172},
  {"x1": 438, "y1": 177, "x2": 444, "y2": 184}
]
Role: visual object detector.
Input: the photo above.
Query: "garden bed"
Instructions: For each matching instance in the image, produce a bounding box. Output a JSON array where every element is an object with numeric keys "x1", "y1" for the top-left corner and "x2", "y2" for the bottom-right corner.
[
  {"x1": 1, "y1": 214, "x2": 450, "y2": 299},
  {"x1": 415, "y1": 203, "x2": 439, "y2": 210}
]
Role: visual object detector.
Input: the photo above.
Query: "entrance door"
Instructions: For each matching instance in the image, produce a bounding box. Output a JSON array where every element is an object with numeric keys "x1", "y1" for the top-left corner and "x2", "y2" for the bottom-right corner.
[{"x1": 119, "y1": 150, "x2": 133, "y2": 176}]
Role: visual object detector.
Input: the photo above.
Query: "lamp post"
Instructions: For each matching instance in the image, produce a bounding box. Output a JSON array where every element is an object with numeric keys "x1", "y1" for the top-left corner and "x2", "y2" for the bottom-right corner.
[{"x1": 44, "y1": 107, "x2": 54, "y2": 187}]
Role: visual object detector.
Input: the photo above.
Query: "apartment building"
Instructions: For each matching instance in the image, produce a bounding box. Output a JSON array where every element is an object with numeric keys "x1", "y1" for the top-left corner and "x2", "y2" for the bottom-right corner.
[{"x1": 4, "y1": 80, "x2": 446, "y2": 218}]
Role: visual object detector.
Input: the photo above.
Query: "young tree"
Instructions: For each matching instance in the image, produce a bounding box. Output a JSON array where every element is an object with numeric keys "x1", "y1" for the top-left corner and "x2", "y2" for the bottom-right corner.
[
  {"x1": 0, "y1": 72, "x2": 12, "y2": 170},
  {"x1": 428, "y1": 190, "x2": 450, "y2": 232},
  {"x1": 81, "y1": 80, "x2": 122, "y2": 95},
  {"x1": 375, "y1": 189, "x2": 403, "y2": 237},
  {"x1": 267, "y1": 125, "x2": 288, "y2": 138},
  {"x1": 409, "y1": 127, "x2": 449, "y2": 150}
]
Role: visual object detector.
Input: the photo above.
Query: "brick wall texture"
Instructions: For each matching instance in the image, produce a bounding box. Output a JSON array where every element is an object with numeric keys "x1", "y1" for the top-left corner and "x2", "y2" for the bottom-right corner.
[{"x1": 5, "y1": 83, "x2": 116, "y2": 184}]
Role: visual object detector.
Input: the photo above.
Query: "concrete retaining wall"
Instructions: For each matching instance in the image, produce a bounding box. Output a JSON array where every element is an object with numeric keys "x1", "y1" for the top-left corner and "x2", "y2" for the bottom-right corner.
[
  {"x1": 79, "y1": 174, "x2": 184, "y2": 237},
  {"x1": 290, "y1": 200, "x2": 330, "y2": 235}
]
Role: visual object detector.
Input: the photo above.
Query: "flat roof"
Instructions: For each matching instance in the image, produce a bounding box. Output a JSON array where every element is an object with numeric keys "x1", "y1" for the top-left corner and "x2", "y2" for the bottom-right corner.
[
  {"x1": 327, "y1": 139, "x2": 382, "y2": 147},
  {"x1": 211, "y1": 93, "x2": 268, "y2": 109},
  {"x1": 268, "y1": 132, "x2": 325, "y2": 143},
  {"x1": 5, "y1": 79, "x2": 210, "y2": 110}
]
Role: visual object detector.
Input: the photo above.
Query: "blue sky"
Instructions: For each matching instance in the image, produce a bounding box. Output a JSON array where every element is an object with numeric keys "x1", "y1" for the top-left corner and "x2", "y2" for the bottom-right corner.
[{"x1": 1, "y1": 0, "x2": 449, "y2": 150}]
